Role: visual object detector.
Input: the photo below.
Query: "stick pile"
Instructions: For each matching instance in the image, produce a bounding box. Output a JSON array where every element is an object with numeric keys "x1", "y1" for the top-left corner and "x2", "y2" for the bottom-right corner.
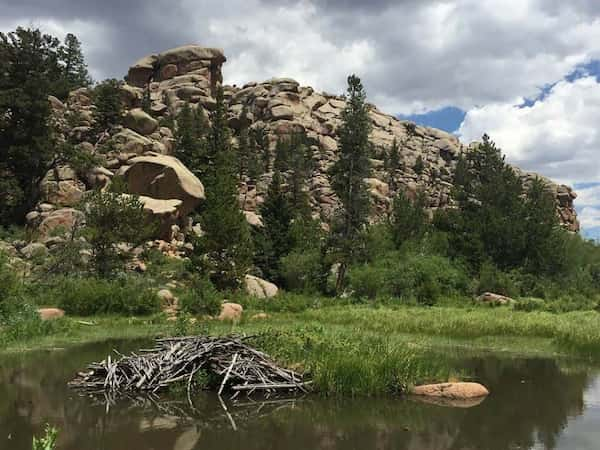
[{"x1": 69, "y1": 336, "x2": 309, "y2": 402}]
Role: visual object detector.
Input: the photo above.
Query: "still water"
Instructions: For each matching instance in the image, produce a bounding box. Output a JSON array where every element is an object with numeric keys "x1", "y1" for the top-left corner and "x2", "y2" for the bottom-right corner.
[{"x1": 1, "y1": 340, "x2": 599, "y2": 450}]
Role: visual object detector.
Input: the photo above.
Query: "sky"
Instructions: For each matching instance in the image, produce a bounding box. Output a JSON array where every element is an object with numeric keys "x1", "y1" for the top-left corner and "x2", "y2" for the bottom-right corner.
[{"x1": 1, "y1": 0, "x2": 599, "y2": 238}]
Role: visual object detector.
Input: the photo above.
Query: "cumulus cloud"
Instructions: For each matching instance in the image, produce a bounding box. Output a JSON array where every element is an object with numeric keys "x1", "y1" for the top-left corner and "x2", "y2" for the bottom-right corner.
[
  {"x1": 2, "y1": 0, "x2": 600, "y2": 115},
  {"x1": 458, "y1": 76, "x2": 600, "y2": 184}
]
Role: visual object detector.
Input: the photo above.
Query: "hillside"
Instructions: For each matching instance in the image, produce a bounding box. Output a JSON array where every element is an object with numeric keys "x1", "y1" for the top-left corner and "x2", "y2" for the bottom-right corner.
[{"x1": 30, "y1": 44, "x2": 578, "y2": 246}]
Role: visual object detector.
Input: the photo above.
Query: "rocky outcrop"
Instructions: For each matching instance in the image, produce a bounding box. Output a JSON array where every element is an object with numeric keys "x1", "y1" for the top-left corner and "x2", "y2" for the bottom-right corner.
[{"x1": 38, "y1": 43, "x2": 579, "y2": 249}]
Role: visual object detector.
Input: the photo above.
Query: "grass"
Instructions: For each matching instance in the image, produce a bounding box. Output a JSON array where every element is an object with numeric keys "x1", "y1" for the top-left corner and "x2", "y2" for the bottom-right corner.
[{"x1": 2, "y1": 302, "x2": 600, "y2": 395}]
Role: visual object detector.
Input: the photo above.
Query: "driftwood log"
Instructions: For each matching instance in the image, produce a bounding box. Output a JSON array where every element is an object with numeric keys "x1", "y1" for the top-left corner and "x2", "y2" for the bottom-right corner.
[{"x1": 69, "y1": 336, "x2": 309, "y2": 404}]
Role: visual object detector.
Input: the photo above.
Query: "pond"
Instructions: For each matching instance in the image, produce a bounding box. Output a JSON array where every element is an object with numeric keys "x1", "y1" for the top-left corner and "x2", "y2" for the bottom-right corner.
[{"x1": 1, "y1": 340, "x2": 599, "y2": 450}]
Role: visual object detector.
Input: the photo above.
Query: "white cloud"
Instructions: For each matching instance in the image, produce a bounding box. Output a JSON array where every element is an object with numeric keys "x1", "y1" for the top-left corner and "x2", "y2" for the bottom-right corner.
[{"x1": 458, "y1": 76, "x2": 600, "y2": 185}]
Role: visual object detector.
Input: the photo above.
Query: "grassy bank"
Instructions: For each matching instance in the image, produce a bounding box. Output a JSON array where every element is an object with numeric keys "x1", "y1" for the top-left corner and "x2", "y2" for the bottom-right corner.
[{"x1": 2, "y1": 303, "x2": 599, "y2": 396}]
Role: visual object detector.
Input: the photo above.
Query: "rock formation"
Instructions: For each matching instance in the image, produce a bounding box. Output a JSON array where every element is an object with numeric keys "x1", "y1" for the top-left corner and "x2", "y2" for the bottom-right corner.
[{"x1": 35, "y1": 44, "x2": 579, "y2": 245}]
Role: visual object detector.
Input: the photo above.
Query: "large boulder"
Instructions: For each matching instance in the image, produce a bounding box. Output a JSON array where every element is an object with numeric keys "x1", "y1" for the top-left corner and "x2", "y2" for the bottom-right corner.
[
  {"x1": 136, "y1": 195, "x2": 183, "y2": 237},
  {"x1": 124, "y1": 153, "x2": 205, "y2": 216},
  {"x1": 39, "y1": 166, "x2": 86, "y2": 207},
  {"x1": 244, "y1": 275, "x2": 278, "y2": 298},
  {"x1": 410, "y1": 382, "x2": 490, "y2": 400},
  {"x1": 477, "y1": 292, "x2": 514, "y2": 306},
  {"x1": 218, "y1": 302, "x2": 243, "y2": 322},
  {"x1": 124, "y1": 108, "x2": 159, "y2": 136},
  {"x1": 38, "y1": 208, "x2": 85, "y2": 239}
]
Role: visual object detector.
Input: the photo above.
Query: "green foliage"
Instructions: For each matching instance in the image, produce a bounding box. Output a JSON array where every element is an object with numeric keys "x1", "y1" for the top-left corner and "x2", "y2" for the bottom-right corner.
[
  {"x1": 56, "y1": 276, "x2": 160, "y2": 316},
  {"x1": 0, "y1": 28, "x2": 60, "y2": 222},
  {"x1": 195, "y1": 87, "x2": 253, "y2": 289},
  {"x1": 254, "y1": 171, "x2": 293, "y2": 283},
  {"x1": 328, "y1": 74, "x2": 372, "y2": 293},
  {"x1": 55, "y1": 33, "x2": 91, "y2": 99},
  {"x1": 141, "y1": 85, "x2": 152, "y2": 114},
  {"x1": 347, "y1": 251, "x2": 469, "y2": 304},
  {"x1": 389, "y1": 190, "x2": 428, "y2": 248},
  {"x1": 180, "y1": 276, "x2": 221, "y2": 316},
  {"x1": 513, "y1": 297, "x2": 546, "y2": 312},
  {"x1": 475, "y1": 262, "x2": 519, "y2": 297},
  {"x1": 174, "y1": 102, "x2": 207, "y2": 176},
  {"x1": 32, "y1": 424, "x2": 58, "y2": 450},
  {"x1": 413, "y1": 155, "x2": 425, "y2": 175},
  {"x1": 82, "y1": 190, "x2": 156, "y2": 277},
  {"x1": 280, "y1": 249, "x2": 324, "y2": 293},
  {"x1": 93, "y1": 78, "x2": 123, "y2": 131}
]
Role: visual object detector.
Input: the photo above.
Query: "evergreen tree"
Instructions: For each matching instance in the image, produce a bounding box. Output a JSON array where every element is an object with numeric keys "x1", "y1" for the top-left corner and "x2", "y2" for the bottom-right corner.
[
  {"x1": 523, "y1": 177, "x2": 565, "y2": 275},
  {"x1": 413, "y1": 155, "x2": 425, "y2": 175},
  {"x1": 83, "y1": 190, "x2": 156, "y2": 278},
  {"x1": 0, "y1": 28, "x2": 61, "y2": 223},
  {"x1": 93, "y1": 78, "x2": 123, "y2": 132},
  {"x1": 174, "y1": 102, "x2": 207, "y2": 176},
  {"x1": 274, "y1": 136, "x2": 290, "y2": 173},
  {"x1": 288, "y1": 133, "x2": 313, "y2": 218},
  {"x1": 141, "y1": 85, "x2": 152, "y2": 114},
  {"x1": 435, "y1": 135, "x2": 527, "y2": 270},
  {"x1": 255, "y1": 171, "x2": 293, "y2": 282},
  {"x1": 328, "y1": 74, "x2": 372, "y2": 293},
  {"x1": 389, "y1": 190, "x2": 428, "y2": 248},
  {"x1": 56, "y1": 33, "x2": 91, "y2": 98},
  {"x1": 196, "y1": 87, "x2": 253, "y2": 289},
  {"x1": 388, "y1": 138, "x2": 401, "y2": 172},
  {"x1": 237, "y1": 125, "x2": 250, "y2": 181}
]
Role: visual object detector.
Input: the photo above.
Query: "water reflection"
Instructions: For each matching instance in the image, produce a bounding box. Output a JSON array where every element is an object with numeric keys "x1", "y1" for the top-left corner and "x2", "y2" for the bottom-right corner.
[{"x1": 0, "y1": 341, "x2": 597, "y2": 450}]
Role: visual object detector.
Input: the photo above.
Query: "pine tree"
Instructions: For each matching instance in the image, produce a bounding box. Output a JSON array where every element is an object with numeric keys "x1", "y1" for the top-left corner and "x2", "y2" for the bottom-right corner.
[
  {"x1": 413, "y1": 155, "x2": 425, "y2": 175},
  {"x1": 237, "y1": 126, "x2": 250, "y2": 181},
  {"x1": 255, "y1": 171, "x2": 293, "y2": 282},
  {"x1": 274, "y1": 136, "x2": 290, "y2": 173},
  {"x1": 196, "y1": 87, "x2": 253, "y2": 289},
  {"x1": 328, "y1": 74, "x2": 372, "y2": 293},
  {"x1": 93, "y1": 78, "x2": 123, "y2": 132},
  {"x1": 141, "y1": 86, "x2": 152, "y2": 114},
  {"x1": 0, "y1": 28, "x2": 61, "y2": 223},
  {"x1": 57, "y1": 33, "x2": 91, "y2": 98},
  {"x1": 174, "y1": 102, "x2": 207, "y2": 176},
  {"x1": 389, "y1": 190, "x2": 427, "y2": 248}
]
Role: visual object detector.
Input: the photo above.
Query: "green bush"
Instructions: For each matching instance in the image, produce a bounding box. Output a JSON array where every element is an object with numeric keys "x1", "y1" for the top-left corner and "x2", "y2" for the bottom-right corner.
[
  {"x1": 475, "y1": 262, "x2": 519, "y2": 297},
  {"x1": 389, "y1": 254, "x2": 469, "y2": 305},
  {"x1": 180, "y1": 276, "x2": 221, "y2": 316},
  {"x1": 280, "y1": 249, "x2": 324, "y2": 293},
  {"x1": 347, "y1": 264, "x2": 389, "y2": 299},
  {"x1": 55, "y1": 277, "x2": 160, "y2": 316}
]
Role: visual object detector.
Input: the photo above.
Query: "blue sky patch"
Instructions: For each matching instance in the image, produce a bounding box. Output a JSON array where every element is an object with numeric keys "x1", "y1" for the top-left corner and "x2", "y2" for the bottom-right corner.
[{"x1": 399, "y1": 106, "x2": 466, "y2": 134}]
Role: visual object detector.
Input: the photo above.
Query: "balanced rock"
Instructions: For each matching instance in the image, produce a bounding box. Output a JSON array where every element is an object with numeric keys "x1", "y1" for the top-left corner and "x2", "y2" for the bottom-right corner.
[
  {"x1": 244, "y1": 275, "x2": 278, "y2": 298},
  {"x1": 124, "y1": 153, "x2": 205, "y2": 216}
]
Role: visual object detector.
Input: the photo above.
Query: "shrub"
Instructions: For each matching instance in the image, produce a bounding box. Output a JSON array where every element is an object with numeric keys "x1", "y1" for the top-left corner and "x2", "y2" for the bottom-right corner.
[
  {"x1": 180, "y1": 276, "x2": 221, "y2": 316},
  {"x1": 389, "y1": 254, "x2": 469, "y2": 305},
  {"x1": 347, "y1": 264, "x2": 389, "y2": 299},
  {"x1": 55, "y1": 277, "x2": 160, "y2": 316},
  {"x1": 280, "y1": 249, "x2": 324, "y2": 293},
  {"x1": 475, "y1": 262, "x2": 519, "y2": 297}
]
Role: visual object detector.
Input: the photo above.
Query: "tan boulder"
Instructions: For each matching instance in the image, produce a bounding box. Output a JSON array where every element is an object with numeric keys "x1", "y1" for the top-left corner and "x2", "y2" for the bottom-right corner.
[
  {"x1": 243, "y1": 211, "x2": 263, "y2": 228},
  {"x1": 124, "y1": 108, "x2": 159, "y2": 136},
  {"x1": 218, "y1": 302, "x2": 243, "y2": 322},
  {"x1": 112, "y1": 128, "x2": 154, "y2": 154},
  {"x1": 38, "y1": 208, "x2": 85, "y2": 239},
  {"x1": 124, "y1": 153, "x2": 205, "y2": 216},
  {"x1": 37, "y1": 308, "x2": 65, "y2": 321},
  {"x1": 410, "y1": 382, "x2": 489, "y2": 400},
  {"x1": 127, "y1": 54, "x2": 158, "y2": 87},
  {"x1": 20, "y1": 242, "x2": 48, "y2": 259},
  {"x1": 135, "y1": 195, "x2": 182, "y2": 237},
  {"x1": 244, "y1": 275, "x2": 278, "y2": 298},
  {"x1": 477, "y1": 292, "x2": 514, "y2": 305}
]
